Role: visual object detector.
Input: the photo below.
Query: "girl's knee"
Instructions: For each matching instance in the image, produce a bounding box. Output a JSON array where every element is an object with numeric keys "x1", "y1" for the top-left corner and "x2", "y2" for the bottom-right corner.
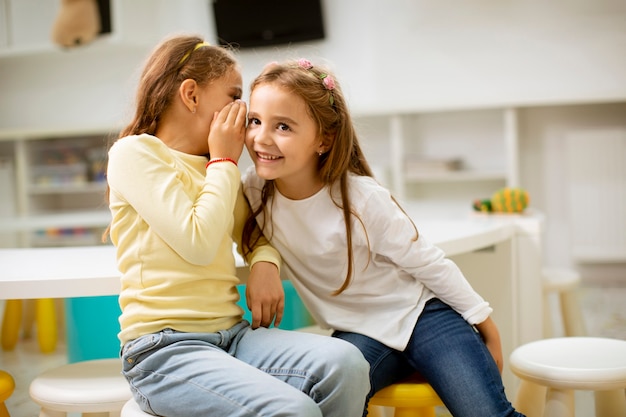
[
  {"x1": 330, "y1": 339, "x2": 370, "y2": 378},
  {"x1": 283, "y1": 396, "x2": 323, "y2": 417}
]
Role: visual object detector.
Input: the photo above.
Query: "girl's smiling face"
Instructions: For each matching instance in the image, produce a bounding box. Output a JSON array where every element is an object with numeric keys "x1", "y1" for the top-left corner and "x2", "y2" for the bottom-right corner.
[{"x1": 246, "y1": 83, "x2": 326, "y2": 200}]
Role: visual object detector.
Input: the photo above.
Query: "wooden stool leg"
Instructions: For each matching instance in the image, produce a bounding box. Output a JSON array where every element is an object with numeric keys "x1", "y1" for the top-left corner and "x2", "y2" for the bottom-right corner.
[
  {"x1": 559, "y1": 290, "x2": 586, "y2": 337},
  {"x1": 544, "y1": 388, "x2": 575, "y2": 417},
  {"x1": 1, "y1": 300, "x2": 22, "y2": 351},
  {"x1": 542, "y1": 291, "x2": 554, "y2": 338},
  {"x1": 513, "y1": 380, "x2": 546, "y2": 417},
  {"x1": 39, "y1": 409, "x2": 66, "y2": 417},
  {"x1": 367, "y1": 404, "x2": 387, "y2": 417},
  {"x1": 394, "y1": 406, "x2": 436, "y2": 417},
  {"x1": 594, "y1": 389, "x2": 626, "y2": 417},
  {"x1": 84, "y1": 413, "x2": 110, "y2": 417}
]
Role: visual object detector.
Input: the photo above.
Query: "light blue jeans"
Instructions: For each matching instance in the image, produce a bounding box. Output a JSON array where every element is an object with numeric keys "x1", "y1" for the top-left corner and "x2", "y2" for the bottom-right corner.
[
  {"x1": 121, "y1": 321, "x2": 370, "y2": 417},
  {"x1": 334, "y1": 299, "x2": 525, "y2": 417}
]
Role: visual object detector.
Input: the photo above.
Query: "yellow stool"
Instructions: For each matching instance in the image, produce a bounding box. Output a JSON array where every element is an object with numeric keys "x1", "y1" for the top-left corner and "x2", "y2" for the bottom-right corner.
[
  {"x1": 1, "y1": 299, "x2": 58, "y2": 353},
  {"x1": 368, "y1": 375, "x2": 444, "y2": 417},
  {"x1": 0, "y1": 370, "x2": 15, "y2": 417}
]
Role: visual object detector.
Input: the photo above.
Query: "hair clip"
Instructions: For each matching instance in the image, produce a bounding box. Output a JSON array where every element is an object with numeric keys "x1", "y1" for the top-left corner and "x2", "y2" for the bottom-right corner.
[
  {"x1": 179, "y1": 42, "x2": 210, "y2": 66},
  {"x1": 297, "y1": 58, "x2": 313, "y2": 69},
  {"x1": 320, "y1": 74, "x2": 335, "y2": 91}
]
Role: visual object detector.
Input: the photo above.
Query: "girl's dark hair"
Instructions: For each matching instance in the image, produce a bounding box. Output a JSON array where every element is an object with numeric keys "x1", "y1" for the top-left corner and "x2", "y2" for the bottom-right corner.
[
  {"x1": 243, "y1": 60, "x2": 417, "y2": 295},
  {"x1": 102, "y1": 35, "x2": 238, "y2": 241}
]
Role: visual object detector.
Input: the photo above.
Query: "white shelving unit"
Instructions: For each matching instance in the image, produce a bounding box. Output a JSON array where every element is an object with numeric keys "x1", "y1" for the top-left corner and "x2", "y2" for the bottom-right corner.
[
  {"x1": 0, "y1": 128, "x2": 113, "y2": 247},
  {"x1": 356, "y1": 107, "x2": 519, "y2": 205}
]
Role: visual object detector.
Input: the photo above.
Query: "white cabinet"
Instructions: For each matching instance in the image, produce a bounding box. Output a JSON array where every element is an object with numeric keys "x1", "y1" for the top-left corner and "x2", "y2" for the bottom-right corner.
[
  {"x1": 0, "y1": 129, "x2": 112, "y2": 247},
  {"x1": 356, "y1": 108, "x2": 519, "y2": 205}
]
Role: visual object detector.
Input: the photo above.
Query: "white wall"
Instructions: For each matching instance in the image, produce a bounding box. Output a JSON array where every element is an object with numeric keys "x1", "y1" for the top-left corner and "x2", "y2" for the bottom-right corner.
[{"x1": 1, "y1": 0, "x2": 625, "y2": 130}]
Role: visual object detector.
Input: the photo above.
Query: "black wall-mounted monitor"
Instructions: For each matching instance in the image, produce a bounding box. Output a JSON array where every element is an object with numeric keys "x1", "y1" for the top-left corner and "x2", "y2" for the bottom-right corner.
[{"x1": 212, "y1": 0, "x2": 325, "y2": 48}]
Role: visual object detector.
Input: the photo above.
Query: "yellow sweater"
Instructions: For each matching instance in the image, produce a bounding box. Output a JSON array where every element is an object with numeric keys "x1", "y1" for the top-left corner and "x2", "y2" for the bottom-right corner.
[{"x1": 107, "y1": 134, "x2": 280, "y2": 345}]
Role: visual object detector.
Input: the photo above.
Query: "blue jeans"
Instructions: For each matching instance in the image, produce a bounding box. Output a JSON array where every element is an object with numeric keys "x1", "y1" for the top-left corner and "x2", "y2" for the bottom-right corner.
[
  {"x1": 121, "y1": 321, "x2": 370, "y2": 417},
  {"x1": 333, "y1": 299, "x2": 525, "y2": 417}
]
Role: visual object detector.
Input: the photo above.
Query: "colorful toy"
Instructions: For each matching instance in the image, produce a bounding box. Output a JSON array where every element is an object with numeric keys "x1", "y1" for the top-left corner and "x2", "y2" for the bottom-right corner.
[{"x1": 473, "y1": 187, "x2": 530, "y2": 213}]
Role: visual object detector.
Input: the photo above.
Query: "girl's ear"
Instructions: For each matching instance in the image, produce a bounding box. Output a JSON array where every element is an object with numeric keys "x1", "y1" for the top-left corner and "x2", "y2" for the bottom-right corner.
[
  {"x1": 319, "y1": 132, "x2": 334, "y2": 154},
  {"x1": 179, "y1": 79, "x2": 198, "y2": 113}
]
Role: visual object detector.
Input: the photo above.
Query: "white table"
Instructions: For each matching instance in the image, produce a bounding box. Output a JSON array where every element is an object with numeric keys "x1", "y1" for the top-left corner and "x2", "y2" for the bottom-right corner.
[{"x1": 0, "y1": 209, "x2": 544, "y2": 393}]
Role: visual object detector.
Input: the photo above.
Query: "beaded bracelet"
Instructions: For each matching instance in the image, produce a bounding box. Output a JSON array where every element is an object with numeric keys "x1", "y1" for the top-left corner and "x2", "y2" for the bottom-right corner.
[{"x1": 205, "y1": 158, "x2": 237, "y2": 169}]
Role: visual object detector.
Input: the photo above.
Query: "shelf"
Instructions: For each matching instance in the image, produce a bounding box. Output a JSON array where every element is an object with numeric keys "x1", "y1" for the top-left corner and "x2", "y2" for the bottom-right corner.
[
  {"x1": 0, "y1": 210, "x2": 111, "y2": 233},
  {"x1": 30, "y1": 231, "x2": 105, "y2": 248},
  {"x1": 382, "y1": 109, "x2": 516, "y2": 200},
  {"x1": 404, "y1": 170, "x2": 508, "y2": 183},
  {"x1": 28, "y1": 182, "x2": 107, "y2": 195},
  {"x1": 0, "y1": 0, "x2": 159, "y2": 60}
]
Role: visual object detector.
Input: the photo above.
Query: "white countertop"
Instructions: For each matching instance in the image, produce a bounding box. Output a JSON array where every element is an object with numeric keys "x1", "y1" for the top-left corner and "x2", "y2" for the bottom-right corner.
[{"x1": 0, "y1": 210, "x2": 543, "y2": 300}]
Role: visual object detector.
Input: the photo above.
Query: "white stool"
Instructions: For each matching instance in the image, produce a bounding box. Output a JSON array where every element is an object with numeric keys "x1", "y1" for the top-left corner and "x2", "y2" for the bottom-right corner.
[
  {"x1": 542, "y1": 267, "x2": 587, "y2": 337},
  {"x1": 120, "y1": 398, "x2": 152, "y2": 416},
  {"x1": 29, "y1": 358, "x2": 131, "y2": 417},
  {"x1": 510, "y1": 337, "x2": 626, "y2": 417}
]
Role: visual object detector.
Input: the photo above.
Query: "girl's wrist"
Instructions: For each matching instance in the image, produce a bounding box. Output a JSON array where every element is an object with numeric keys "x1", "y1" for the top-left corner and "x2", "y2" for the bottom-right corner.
[{"x1": 206, "y1": 157, "x2": 237, "y2": 169}]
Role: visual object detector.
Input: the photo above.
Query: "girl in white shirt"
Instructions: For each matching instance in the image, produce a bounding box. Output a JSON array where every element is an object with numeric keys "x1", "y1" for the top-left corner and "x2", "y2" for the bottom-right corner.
[{"x1": 242, "y1": 59, "x2": 525, "y2": 417}]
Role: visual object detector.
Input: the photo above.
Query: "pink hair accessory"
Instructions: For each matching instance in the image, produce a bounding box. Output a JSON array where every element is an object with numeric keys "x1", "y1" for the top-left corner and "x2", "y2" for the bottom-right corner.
[
  {"x1": 297, "y1": 58, "x2": 313, "y2": 69},
  {"x1": 321, "y1": 74, "x2": 335, "y2": 91}
]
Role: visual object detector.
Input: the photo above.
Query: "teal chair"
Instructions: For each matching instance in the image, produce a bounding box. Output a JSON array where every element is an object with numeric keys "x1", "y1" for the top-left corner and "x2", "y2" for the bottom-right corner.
[{"x1": 65, "y1": 295, "x2": 121, "y2": 362}]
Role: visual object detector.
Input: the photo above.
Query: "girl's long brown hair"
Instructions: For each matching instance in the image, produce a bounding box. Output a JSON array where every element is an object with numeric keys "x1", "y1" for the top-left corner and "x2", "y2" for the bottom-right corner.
[
  {"x1": 242, "y1": 61, "x2": 417, "y2": 295},
  {"x1": 102, "y1": 35, "x2": 238, "y2": 241}
]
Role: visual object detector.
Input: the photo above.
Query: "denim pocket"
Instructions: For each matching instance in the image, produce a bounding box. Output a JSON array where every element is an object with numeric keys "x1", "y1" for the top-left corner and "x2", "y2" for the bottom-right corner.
[{"x1": 121, "y1": 332, "x2": 164, "y2": 371}]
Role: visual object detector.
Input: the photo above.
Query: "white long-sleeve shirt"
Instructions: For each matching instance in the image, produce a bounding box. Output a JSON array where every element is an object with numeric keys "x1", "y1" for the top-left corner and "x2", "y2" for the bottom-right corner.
[{"x1": 243, "y1": 167, "x2": 491, "y2": 350}]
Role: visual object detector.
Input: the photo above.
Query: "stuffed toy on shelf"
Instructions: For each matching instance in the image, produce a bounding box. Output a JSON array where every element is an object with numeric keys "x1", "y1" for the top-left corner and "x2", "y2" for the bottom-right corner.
[
  {"x1": 473, "y1": 187, "x2": 530, "y2": 213},
  {"x1": 51, "y1": 0, "x2": 101, "y2": 48}
]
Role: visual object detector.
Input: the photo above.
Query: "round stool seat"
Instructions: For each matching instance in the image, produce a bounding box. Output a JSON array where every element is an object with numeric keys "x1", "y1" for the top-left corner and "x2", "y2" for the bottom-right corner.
[
  {"x1": 510, "y1": 337, "x2": 626, "y2": 417},
  {"x1": 510, "y1": 337, "x2": 626, "y2": 390},
  {"x1": 29, "y1": 358, "x2": 131, "y2": 415},
  {"x1": 542, "y1": 268, "x2": 581, "y2": 292},
  {"x1": 368, "y1": 375, "x2": 444, "y2": 417},
  {"x1": 121, "y1": 398, "x2": 152, "y2": 416}
]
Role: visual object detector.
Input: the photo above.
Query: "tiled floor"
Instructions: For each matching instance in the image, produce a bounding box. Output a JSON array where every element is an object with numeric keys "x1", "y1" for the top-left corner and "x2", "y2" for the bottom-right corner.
[{"x1": 1, "y1": 284, "x2": 625, "y2": 417}]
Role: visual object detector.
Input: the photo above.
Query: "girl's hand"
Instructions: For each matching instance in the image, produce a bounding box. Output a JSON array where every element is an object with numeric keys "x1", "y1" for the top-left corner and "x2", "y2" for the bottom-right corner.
[
  {"x1": 475, "y1": 317, "x2": 504, "y2": 373},
  {"x1": 245, "y1": 261, "x2": 284, "y2": 329},
  {"x1": 208, "y1": 100, "x2": 247, "y2": 162}
]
